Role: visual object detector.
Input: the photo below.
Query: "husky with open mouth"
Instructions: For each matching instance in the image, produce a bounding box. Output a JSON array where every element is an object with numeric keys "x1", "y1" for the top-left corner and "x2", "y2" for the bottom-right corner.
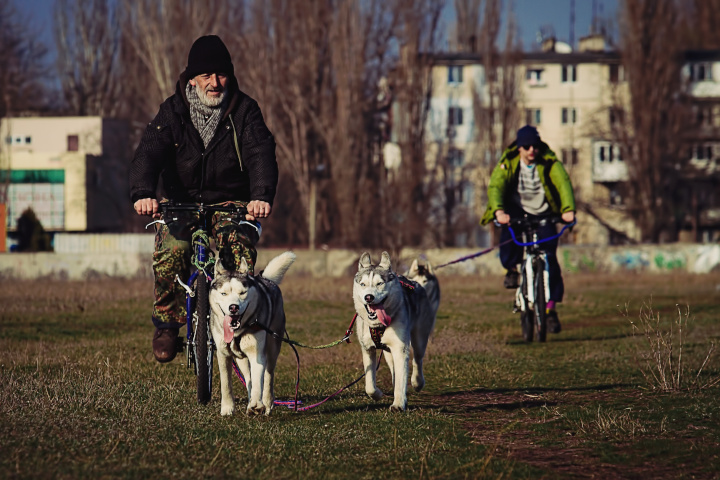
[
  {"x1": 352, "y1": 251, "x2": 436, "y2": 411},
  {"x1": 209, "y1": 251, "x2": 296, "y2": 416}
]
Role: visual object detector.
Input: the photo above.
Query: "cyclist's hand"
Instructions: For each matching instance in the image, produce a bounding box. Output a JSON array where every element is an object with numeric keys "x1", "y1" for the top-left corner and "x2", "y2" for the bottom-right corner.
[
  {"x1": 246, "y1": 200, "x2": 271, "y2": 220},
  {"x1": 495, "y1": 209, "x2": 510, "y2": 225},
  {"x1": 561, "y1": 211, "x2": 575, "y2": 224},
  {"x1": 134, "y1": 198, "x2": 159, "y2": 217}
]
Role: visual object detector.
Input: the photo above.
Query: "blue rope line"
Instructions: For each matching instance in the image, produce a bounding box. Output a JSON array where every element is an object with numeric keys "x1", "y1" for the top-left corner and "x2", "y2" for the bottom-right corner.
[{"x1": 508, "y1": 221, "x2": 576, "y2": 247}]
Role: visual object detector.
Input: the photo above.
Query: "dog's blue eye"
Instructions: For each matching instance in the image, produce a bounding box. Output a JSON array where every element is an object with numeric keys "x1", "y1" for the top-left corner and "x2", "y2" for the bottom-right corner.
[
  {"x1": 221, "y1": 292, "x2": 227, "y2": 296},
  {"x1": 360, "y1": 282, "x2": 366, "y2": 287},
  {"x1": 377, "y1": 282, "x2": 384, "y2": 286}
]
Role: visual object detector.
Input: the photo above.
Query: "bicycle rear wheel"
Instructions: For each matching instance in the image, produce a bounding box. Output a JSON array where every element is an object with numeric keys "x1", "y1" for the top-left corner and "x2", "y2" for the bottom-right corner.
[
  {"x1": 194, "y1": 273, "x2": 213, "y2": 404},
  {"x1": 521, "y1": 310, "x2": 534, "y2": 342},
  {"x1": 533, "y1": 257, "x2": 547, "y2": 342}
]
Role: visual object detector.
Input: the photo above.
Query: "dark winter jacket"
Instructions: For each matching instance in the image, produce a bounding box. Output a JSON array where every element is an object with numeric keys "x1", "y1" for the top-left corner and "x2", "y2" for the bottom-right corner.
[{"x1": 129, "y1": 74, "x2": 277, "y2": 206}]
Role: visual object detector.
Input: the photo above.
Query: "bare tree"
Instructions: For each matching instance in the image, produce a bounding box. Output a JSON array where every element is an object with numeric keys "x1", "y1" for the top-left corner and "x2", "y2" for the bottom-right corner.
[
  {"x1": 232, "y1": 0, "x2": 444, "y2": 250},
  {"x1": 54, "y1": 0, "x2": 122, "y2": 116},
  {"x1": 0, "y1": 0, "x2": 48, "y2": 206},
  {"x1": 617, "y1": 0, "x2": 688, "y2": 242},
  {"x1": 118, "y1": 0, "x2": 238, "y2": 125}
]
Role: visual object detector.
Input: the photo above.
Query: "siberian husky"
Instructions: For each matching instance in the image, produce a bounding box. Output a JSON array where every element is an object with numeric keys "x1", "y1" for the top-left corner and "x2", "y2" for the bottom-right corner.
[
  {"x1": 404, "y1": 258, "x2": 441, "y2": 319},
  {"x1": 209, "y1": 251, "x2": 296, "y2": 416},
  {"x1": 353, "y1": 252, "x2": 436, "y2": 411}
]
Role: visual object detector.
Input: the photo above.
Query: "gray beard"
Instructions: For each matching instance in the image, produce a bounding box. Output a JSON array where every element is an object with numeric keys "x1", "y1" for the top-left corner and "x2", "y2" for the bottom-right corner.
[{"x1": 196, "y1": 85, "x2": 225, "y2": 107}]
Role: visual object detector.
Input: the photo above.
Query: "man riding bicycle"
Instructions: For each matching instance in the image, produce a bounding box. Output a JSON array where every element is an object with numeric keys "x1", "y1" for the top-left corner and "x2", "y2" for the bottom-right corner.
[
  {"x1": 480, "y1": 125, "x2": 575, "y2": 334},
  {"x1": 129, "y1": 35, "x2": 278, "y2": 363}
]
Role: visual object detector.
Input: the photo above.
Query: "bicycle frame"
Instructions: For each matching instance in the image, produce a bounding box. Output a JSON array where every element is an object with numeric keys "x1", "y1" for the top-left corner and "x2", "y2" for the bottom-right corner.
[
  {"x1": 147, "y1": 201, "x2": 259, "y2": 403},
  {"x1": 507, "y1": 215, "x2": 574, "y2": 342}
]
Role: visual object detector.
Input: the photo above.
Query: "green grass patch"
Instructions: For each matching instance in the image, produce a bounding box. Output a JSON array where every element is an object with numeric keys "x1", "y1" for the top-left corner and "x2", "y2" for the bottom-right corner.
[{"x1": 2, "y1": 272, "x2": 720, "y2": 478}]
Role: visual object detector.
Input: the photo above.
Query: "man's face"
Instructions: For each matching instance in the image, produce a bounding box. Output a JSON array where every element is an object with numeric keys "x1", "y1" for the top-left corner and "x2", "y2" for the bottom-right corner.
[
  {"x1": 518, "y1": 144, "x2": 538, "y2": 164},
  {"x1": 190, "y1": 73, "x2": 228, "y2": 107}
]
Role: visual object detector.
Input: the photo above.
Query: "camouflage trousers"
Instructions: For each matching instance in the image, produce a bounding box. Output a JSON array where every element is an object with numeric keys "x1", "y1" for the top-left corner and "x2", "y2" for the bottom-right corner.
[{"x1": 151, "y1": 201, "x2": 258, "y2": 329}]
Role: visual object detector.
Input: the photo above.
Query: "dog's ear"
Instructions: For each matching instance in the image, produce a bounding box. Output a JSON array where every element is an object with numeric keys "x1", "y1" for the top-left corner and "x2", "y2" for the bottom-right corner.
[
  {"x1": 238, "y1": 257, "x2": 250, "y2": 275},
  {"x1": 408, "y1": 258, "x2": 419, "y2": 276},
  {"x1": 426, "y1": 261, "x2": 435, "y2": 275},
  {"x1": 379, "y1": 251, "x2": 392, "y2": 271},
  {"x1": 215, "y1": 258, "x2": 228, "y2": 276},
  {"x1": 359, "y1": 252, "x2": 372, "y2": 270}
]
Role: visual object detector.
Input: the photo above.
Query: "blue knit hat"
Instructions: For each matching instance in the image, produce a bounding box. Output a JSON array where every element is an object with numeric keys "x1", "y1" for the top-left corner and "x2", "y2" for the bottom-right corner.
[{"x1": 516, "y1": 125, "x2": 540, "y2": 147}]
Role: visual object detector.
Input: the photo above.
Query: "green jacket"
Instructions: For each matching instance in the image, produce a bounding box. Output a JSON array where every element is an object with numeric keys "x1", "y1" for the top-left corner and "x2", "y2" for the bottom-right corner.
[{"x1": 480, "y1": 141, "x2": 576, "y2": 225}]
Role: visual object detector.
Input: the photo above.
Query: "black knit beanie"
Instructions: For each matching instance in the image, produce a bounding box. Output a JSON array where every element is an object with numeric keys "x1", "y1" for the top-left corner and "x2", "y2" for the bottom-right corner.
[{"x1": 183, "y1": 35, "x2": 234, "y2": 78}]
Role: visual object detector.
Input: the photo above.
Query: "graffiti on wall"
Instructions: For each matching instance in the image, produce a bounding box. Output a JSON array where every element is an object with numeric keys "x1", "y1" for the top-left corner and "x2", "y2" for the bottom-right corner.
[{"x1": 612, "y1": 251, "x2": 650, "y2": 270}]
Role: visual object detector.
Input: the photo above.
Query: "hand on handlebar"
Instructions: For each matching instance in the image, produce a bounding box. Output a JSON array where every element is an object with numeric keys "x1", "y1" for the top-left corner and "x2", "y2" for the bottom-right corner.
[
  {"x1": 561, "y1": 211, "x2": 575, "y2": 224},
  {"x1": 246, "y1": 200, "x2": 271, "y2": 221},
  {"x1": 134, "y1": 198, "x2": 160, "y2": 218},
  {"x1": 494, "y1": 209, "x2": 510, "y2": 225}
]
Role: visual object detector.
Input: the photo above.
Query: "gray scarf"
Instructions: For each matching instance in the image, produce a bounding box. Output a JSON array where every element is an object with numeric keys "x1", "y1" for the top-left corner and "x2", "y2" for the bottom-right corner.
[{"x1": 186, "y1": 82, "x2": 226, "y2": 147}]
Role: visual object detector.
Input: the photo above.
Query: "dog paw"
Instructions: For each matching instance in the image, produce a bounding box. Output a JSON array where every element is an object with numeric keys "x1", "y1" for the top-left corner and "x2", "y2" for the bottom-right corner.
[
  {"x1": 246, "y1": 404, "x2": 267, "y2": 416},
  {"x1": 368, "y1": 388, "x2": 384, "y2": 401},
  {"x1": 220, "y1": 404, "x2": 235, "y2": 416},
  {"x1": 389, "y1": 403, "x2": 406, "y2": 412}
]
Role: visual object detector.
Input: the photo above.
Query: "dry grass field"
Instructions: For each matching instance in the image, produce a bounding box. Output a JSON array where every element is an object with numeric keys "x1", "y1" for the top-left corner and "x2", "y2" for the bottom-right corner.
[{"x1": 2, "y1": 271, "x2": 720, "y2": 479}]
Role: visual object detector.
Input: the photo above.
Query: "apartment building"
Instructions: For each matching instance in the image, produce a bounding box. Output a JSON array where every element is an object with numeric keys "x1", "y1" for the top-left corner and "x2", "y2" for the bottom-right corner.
[
  {"x1": 0, "y1": 117, "x2": 131, "y2": 235},
  {"x1": 426, "y1": 35, "x2": 720, "y2": 246}
]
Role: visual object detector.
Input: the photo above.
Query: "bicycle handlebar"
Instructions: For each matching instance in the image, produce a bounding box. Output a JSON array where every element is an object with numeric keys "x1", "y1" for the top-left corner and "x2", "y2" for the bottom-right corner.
[
  {"x1": 504, "y1": 215, "x2": 576, "y2": 247},
  {"x1": 160, "y1": 202, "x2": 248, "y2": 216}
]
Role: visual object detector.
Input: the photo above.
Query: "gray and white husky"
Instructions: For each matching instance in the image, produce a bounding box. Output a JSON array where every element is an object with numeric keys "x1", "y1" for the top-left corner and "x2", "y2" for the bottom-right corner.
[
  {"x1": 404, "y1": 258, "x2": 441, "y2": 319},
  {"x1": 353, "y1": 251, "x2": 436, "y2": 411},
  {"x1": 209, "y1": 251, "x2": 296, "y2": 416}
]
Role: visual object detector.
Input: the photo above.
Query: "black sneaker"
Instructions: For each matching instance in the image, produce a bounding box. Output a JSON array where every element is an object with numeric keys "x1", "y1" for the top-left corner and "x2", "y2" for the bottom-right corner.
[
  {"x1": 547, "y1": 310, "x2": 562, "y2": 334},
  {"x1": 503, "y1": 269, "x2": 519, "y2": 289}
]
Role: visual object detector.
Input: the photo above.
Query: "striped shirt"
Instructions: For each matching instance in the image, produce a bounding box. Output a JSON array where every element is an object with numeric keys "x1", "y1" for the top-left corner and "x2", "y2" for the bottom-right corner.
[{"x1": 514, "y1": 162, "x2": 549, "y2": 215}]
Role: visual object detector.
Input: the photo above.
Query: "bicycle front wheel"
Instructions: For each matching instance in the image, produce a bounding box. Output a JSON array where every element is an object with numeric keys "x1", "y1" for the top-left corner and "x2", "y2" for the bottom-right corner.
[
  {"x1": 194, "y1": 273, "x2": 213, "y2": 404},
  {"x1": 533, "y1": 257, "x2": 547, "y2": 342}
]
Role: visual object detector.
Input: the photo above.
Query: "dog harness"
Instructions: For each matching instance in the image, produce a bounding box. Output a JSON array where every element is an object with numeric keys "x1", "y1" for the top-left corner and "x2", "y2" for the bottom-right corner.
[{"x1": 367, "y1": 280, "x2": 416, "y2": 350}]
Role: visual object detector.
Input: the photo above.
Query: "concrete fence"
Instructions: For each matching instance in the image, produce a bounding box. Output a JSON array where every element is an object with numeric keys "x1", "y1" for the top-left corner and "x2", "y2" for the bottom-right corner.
[{"x1": 1, "y1": 234, "x2": 719, "y2": 280}]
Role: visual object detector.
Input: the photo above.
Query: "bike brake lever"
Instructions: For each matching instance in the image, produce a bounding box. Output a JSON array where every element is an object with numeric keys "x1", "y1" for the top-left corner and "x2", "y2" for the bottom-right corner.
[{"x1": 145, "y1": 219, "x2": 166, "y2": 229}]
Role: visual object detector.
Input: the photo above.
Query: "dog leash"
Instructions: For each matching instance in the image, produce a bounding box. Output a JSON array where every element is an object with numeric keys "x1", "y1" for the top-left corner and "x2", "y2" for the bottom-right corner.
[
  {"x1": 246, "y1": 315, "x2": 358, "y2": 349},
  {"x1": 434, "y1": 239, "x2": 513, "y2": 269},
  {"x1": 230, "y1": 317, "x2": 382, "y2": 412}
]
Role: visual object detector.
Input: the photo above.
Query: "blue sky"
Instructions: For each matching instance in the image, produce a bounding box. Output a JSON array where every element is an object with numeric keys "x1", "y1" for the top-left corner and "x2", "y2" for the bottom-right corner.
[{"x1": 16, "y1": 0, "x2": 619, "y2": 57}]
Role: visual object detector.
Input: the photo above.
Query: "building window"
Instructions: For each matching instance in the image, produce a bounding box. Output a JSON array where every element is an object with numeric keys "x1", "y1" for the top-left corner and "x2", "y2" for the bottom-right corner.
[
  {"x1": 689, "y1": 62, "x2": 713, "y2": 82},
  {"x1": 609, "y1": 64, "x2": 626, "y2": 83},
  {"x1": 561, "y1": 64, "x2": 577, "y2": 83},
  {"x1": 525, "y1": 108, "x2": 541, "y2": 125},
  {"x1": 694, "y1": 104, "x2": 715, "y2": 126},
  {"x1": 67, "y1": 135, "x2": 79, "y2": 152},
  {"x1": 448, "y1": 148, "x2": 465, "y2": 168},
  {"x1": 562, "y1": 148, "x2": 579, "y2": 166},
  {"x1": 6, "y1": 183, "x2": 65, "y2": 230},
  {"x1": 526, "y1": 68, "x2": 544, "y2": 86},
  {"x1": 448, "y1": 106, "x2": 463, "y2": 127},
  {"x1": 609, "y1": 107, "x2": 625, "y2": 126},
  {"x1": 596, "y1": 142, "x2": 624, "y2": 164},
  {"x1": 561, "y1": 107, "x2": 577, "y2": 125},
  {"x1": 448, "y1": 65, "x2": 463, "y2": 84},
  {"x1": 692, "y1": 143, "x2": 714, "y2": 160}
]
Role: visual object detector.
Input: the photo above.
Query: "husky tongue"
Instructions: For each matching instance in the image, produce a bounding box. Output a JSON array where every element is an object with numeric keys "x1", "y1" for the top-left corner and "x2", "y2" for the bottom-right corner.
[
  {"x1": 367, "y1": 304, "x2": 392, "y2": 326},
  {"x1": 223, "y1": 315, "x2": 235, "y2": 343}
]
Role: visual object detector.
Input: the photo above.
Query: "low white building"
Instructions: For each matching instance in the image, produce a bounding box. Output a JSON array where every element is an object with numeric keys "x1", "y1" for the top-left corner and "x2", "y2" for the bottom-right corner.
[{"x1": 0, "y1": 116, "x2": 131, "y2": 235}]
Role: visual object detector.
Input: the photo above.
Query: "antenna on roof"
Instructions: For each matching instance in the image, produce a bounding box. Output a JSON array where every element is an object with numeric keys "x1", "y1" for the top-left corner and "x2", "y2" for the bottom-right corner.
[{"x1": 570, "y1": 0, "x2": 575, "y2": 49}]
